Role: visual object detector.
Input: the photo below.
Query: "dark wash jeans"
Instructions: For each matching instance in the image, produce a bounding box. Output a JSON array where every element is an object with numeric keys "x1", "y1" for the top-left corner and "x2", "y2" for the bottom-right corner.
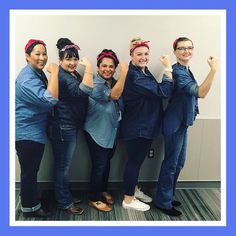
[
  {"x1": 155, "y1": 125, "x2": 188, "y2": 209},
  {"x1": 84, "y1": 131, "x2": 115, "y2": 202},
  {"x1": 51, "y1": 125, "x2": 77, "y2": 209},
  {"x1": 16, "y1": 140, "x2": 45, "y2": 212},
  {"x1": 123, "y1": 137, "x2": 153, "y2": 196}
]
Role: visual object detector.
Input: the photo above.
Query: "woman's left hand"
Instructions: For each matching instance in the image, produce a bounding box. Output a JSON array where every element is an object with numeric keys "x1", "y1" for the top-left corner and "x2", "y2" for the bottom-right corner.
[
  {"x1": 78, "y1": 57, "x2": 92, "y2": 68},
  {"x1": 118, "y1": 62, "x2": 128, "y2": 76},
  {"x1": 207, "y1": 56, "x2": 218, "y2": 72},
  {"x1": 46, "y1": 63, "x2": 59, "y2": 73},
  {"x1": 160, "y1": 55, "x2": 171, "y2": 69}
]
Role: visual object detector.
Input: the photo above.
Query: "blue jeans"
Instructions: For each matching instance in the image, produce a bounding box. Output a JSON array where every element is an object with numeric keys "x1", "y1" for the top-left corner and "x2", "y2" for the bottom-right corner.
[
  {"x1": 155, "y1": 125, "x2": 188, "y2": 209},
  {"x1": 123, "y1": 138, "x2": 153, "y2": 196},
  {"x1": 84, "y1": 131, "x2": 115, "y2": 202},
  {"x1": 51, "y1": 125, "x2": 77, "y2": 209},
  {"x1": 16, "y1": 140, "x2": 44, "y2": 212}
]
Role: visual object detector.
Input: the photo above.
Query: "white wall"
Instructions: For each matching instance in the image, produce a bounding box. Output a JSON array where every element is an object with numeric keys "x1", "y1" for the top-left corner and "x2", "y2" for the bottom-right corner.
[
  {"x1": 12, "y1": 10, "x2": 223, "y2": 118},
  {"x1": 12, "y1": 10, "x2": 224, "y2": 182}
]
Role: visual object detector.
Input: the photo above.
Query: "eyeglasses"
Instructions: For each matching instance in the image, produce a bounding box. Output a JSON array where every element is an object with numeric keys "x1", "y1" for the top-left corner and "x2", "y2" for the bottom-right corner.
[{"x1": 176, "y1": 46, "x2": 194, "y2": 52}]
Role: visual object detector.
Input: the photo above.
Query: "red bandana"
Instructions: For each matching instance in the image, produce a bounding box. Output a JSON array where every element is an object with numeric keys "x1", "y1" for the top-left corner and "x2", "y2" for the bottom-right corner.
[
  {"x1": 97, "y1": 51, "x2": 118, "y2": 65},
  {"x1": 130, "y1": 41, "x2": 150, "y2": 54},
  {"x1": 25, "y1": 39, "x2": 46, "y2": 53}
]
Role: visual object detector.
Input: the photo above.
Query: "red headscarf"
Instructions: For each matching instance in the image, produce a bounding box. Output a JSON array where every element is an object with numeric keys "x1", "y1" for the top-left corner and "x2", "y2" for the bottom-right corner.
[
  {"x1": 25, "y1": 39, "x2": 46, "y2": 53},
  {"x1": 130, "y1": 40, "x2": 150, "y2": 54},
  {"x1": 97, "y1": 51, "x2": 119, "y2": 65}
]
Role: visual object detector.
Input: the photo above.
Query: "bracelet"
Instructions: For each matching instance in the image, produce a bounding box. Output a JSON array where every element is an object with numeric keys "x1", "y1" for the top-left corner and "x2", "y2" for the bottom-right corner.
[
  {"x1": 84, "y1": 71, "x2": 93, "y2": 75},
  {"x1": 164, "y1": 68, "x2": 173, "y2": 72}
]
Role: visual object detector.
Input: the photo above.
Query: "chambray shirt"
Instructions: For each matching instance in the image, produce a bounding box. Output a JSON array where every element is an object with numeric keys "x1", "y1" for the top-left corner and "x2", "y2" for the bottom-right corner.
[
  {"x1": 162, "y1": 62, "x2": 199, "y2": 135},
  {"x1": 84, "y1": 74, "x2": 122, "y2": 148},
  {"x1": 15, "y1": 64, "x2": 58, "y2": 144}
]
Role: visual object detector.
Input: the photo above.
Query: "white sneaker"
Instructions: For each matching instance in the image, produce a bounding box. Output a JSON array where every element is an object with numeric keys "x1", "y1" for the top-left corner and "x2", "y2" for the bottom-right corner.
[
  {"x1": 134, "y1": 187, "x2": 152, "y2": 203},
  {"x1": 122, "y1": 198, "x2": 150, "y2": 211}
]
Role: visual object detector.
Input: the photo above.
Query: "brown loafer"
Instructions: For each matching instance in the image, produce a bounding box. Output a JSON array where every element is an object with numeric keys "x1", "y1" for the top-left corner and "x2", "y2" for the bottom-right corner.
[
  {"x1": 89, "y1": 200, "x2": 112, "y2": 212},
  {"x1": 66, "y1": 204, "x2": 84, "y2": 215},
  {"x1": 101, "y1": 192, "x2": 114, "y2": 205}
]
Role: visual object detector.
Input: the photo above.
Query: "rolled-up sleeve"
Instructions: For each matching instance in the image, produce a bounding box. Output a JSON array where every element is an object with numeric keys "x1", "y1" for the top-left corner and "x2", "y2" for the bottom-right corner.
[
  {"x1": 79, "y1": 83, "x2": 93, "y2": 96},
  {"x1": 90, "y1": 82, "x2": 111, "y2": 103},
  {"x1": 19, "y1": 79, "x2": 58, "y2": 108},
  {"x1": 132, "y1": 73, "x2": 174, "y2": 99},
  {"x1": 174, "y1": 71, "x2": 199, "y2": 97}
]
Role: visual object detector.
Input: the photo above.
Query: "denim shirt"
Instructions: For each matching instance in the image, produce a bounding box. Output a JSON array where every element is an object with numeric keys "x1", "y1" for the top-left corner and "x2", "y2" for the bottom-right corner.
[
  {"x1": 162, "y1": 62, "x2": 199, "y2": 135},
  {"x1": 51, "y1": 66, "x2": 92, "y2": 129},
  {"x1": 121, "y1": 62, "x2": 174, "y2": 140},
  {"x1": 15, "y1": 64, "x2": 58, "y2": 144},
  {"x1": 84, "y1": 74, "x2": 122, "y2": 148}
]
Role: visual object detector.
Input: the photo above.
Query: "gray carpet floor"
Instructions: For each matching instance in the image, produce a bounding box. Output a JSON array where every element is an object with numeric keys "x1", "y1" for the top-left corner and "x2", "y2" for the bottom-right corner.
[{"x1": 15, "y1": 187, "x2": 220, "y2": 221}]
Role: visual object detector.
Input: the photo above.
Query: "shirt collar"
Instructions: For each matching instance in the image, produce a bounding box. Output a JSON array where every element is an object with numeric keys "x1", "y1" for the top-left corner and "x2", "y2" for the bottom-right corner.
[
  {"x1": 96, "y1": 74, "x2": 114, "y2": 86},
  {"x1": 176, "y1": 62, "x2": 190, "y2": 70},
  {"x1": 27, "y1": 64, "x2": 45, "y2": 78},
  {"x1": 129, "y1": 61, "x2": 148, "y2": 73}
]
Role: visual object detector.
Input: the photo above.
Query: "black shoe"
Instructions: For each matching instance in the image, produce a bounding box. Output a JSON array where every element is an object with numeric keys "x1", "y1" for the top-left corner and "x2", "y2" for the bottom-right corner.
[
  {"x1": 156, "y1": 206, "x2": 182, "y2": 217},
  {"x1": 23, "y1": 209, "x2": 52, "y2": 218},
  {"x1": 73, "y1": 198, "x2": 82, "y2": 204},
  {"x1": 172, "y1": 200, "x2": 181, "y2": 207}
]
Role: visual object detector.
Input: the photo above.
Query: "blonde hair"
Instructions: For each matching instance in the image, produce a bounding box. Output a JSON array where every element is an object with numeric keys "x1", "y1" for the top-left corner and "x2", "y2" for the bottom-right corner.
[{"x1": 129, "y1": 37, "x2": 150, "y2": 55}]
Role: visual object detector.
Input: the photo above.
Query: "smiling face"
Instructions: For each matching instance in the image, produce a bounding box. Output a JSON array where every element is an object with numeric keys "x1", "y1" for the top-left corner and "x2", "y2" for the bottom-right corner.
[
  {"x1": 174, "y1": 40, "x2": 194, "y2": 65},
  {"x1": 60, "y1": 55, "x2": 79, "y2": 73},
  {"x1": 26, "y1": 44, "x2": 48, "y2": 70},
  {"x1": 131, "y1": 46, "x2": 149, "y2": 69},
  {"x1": 97, "y1": 57, "x2": 116, "y2": 80}
]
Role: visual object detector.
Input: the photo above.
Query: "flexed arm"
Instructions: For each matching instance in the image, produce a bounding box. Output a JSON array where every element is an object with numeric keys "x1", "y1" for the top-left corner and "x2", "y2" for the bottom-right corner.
[
  {"x1": 110, "y1": 62, "x2": 128, "y2": 100},
  {"x1": 46, "y1": 63, "x2": 59, "y2": 99},
  {"x1": 160, "y1": 55, "x2": 173, "y2": 79},
  {"x1": 198, "y1": 56, "x2": 218, "y2": 98},
  {"x1": 78, "y1": 57, "x2": 94, "y2": 88}
]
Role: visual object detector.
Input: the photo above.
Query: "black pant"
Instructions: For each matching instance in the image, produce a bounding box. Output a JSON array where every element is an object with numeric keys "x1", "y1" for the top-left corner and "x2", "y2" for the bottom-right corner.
[
  {"x1": 123, "y1": 138, "x2": 153, "y2": 196},
  {"x1": 84, "y1": 132, "x2": 115, "y2": 202},
  {"x1": 16, "y1": 140, "x2": 45, "y2": 211}
]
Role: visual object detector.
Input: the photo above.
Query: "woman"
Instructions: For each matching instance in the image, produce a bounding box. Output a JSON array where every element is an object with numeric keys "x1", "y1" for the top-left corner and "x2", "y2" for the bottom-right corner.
[
  {"x1": 15, "y1": 39, "x2": 59, "y2": 218},
  {"x1": 121, "y1": 37, "x2": 174, "y2": 211},
  {"x1": 84, "y1": 49, "x2": 128, "y2": 212},
  {"x1": 50, "y1": 38, "x2": 93, "y2": 215},
  {"x1": 154, "y1": 37, "x2": 218, "y2": 216}
]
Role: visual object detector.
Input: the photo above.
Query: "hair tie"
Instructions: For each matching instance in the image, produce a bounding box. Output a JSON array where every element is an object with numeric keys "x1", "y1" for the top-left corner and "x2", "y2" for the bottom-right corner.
[
  {"x1": 173, "y1": 39, "x2": 178, "y2": 50},
  {"x1": 60, "y1": 44, "x2": 80, "y2": 52}
]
